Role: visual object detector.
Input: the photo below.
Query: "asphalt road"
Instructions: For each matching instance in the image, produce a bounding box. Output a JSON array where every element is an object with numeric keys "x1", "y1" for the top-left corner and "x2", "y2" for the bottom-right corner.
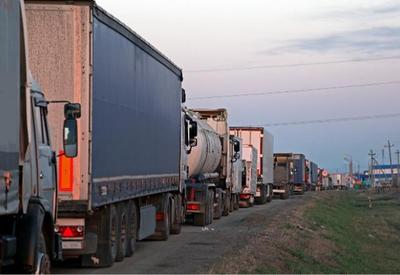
[{"x1": 54, "y1": 194, "x2": 308, "y2": 274}]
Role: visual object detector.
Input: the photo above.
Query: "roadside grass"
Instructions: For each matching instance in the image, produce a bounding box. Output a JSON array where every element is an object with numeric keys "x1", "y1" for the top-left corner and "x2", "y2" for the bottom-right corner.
[{"x1": 285, "y1": 191, "x2": 400, "y2": 274}]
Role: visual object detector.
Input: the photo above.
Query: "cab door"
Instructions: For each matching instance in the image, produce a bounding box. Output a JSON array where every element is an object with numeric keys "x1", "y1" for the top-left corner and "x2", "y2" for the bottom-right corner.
[{"x1": 33, "y1": 98, "x2": 56, "y2": 215}]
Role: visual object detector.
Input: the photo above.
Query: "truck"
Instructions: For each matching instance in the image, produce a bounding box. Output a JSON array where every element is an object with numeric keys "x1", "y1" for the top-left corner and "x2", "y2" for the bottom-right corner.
[
  {"x1": 310, "y1": 162, "x2": 318, "y2": 191},
  {"x1": 25, "y1": 0, "x2": 186, "y2": 267},
  {"x1": 0, "y1": 0, "x2": 80, "y2": 272},
  {"x1": 230, "y1": 127, "x2": 274, "y2": 204},
  {"x1": 184, "y1": 108, "x2": 240, "y2": 225},
  {"x1": 292, "y1": 153, "x2": 306, "y2": 194},
  {"x1": 272, "y1": 153, "x2": 293, "y2": 199},
  {"x1": 240, "y1": 145, "x2": 258, "y2": 207},
  {"x1": 229, "y1": 136, "x2": 243, "y2": 211}
]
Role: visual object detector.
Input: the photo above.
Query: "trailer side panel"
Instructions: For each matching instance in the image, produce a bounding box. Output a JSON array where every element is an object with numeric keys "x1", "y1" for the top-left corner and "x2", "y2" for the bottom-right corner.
[{"x1": 91, "y1": 13, "x2": 182, "y2": 207}]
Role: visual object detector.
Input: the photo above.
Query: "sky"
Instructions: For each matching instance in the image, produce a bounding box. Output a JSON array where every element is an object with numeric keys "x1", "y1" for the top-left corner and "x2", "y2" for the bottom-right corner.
[{"x1": 97, "y1": 0, "x2": 400, "y2": 172}]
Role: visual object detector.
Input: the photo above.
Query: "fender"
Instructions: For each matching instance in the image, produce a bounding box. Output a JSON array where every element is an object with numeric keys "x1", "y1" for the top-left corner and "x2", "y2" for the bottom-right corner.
[{"x1": 16, "y1": 197, "x2": 59, "y2": 271}]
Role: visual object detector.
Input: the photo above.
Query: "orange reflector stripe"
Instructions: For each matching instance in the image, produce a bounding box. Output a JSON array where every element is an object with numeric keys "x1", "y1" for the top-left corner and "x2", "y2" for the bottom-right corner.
[{"x1": 59, "y1": 150, "x2": 73, "y2": 192}]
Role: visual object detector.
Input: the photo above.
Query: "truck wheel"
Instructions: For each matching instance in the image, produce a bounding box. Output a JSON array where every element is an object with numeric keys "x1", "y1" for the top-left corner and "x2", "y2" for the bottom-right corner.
[
  {"x1": 222, "y1": 192, "x2": 230, "y2": 216},
  {"x1": 255, "y1": 184, "x2": 267, "y2": 204},
  {"x1": 214, "y1": 190, "x2": 222, "y2": 219},
  {"x1": 125, "y1": 200, "x2": 137, "y2": 257},
  {"x1": 249, "y1": 195, "x2": 255, "y2": 207},
  {"x1": 266, "y1": 184, "x2": 273, "y2": 202},
  {"x1": 229, "y1": 193, "x2": 234, "y2": 212},
  {"x1": 207, "y1": 189, "x2": 214, "y2": 224},
  {"x1": 96, "y1": 205, "x2": 118, "y2": 267},
  {"x1": 158, "y1": 194, "x2": 171, "y2": 241},
  {"x1": 35, "y1": 233, "x2": 51, "y2": 274},
  {"x1": 233, "y1": 194, "x2": 239, "y2": 210},
  {"x1": 170, "y1": 194, "x2": 183, "y2": 235},
  {"x1": 116, "y1": 203, "x2": 128, "y2": 262}
]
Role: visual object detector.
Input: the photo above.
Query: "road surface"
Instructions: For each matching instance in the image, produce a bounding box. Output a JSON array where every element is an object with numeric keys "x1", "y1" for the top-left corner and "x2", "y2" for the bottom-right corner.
[{"x1": 54, "y1": 194, "x2": 309, "y2": 274}]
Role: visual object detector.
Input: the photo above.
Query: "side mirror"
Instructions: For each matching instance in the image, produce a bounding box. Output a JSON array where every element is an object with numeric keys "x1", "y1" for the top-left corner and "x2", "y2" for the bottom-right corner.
[
  {"x1": 182, "y1": 88, "x2": 186, "y2": 103},
  {"x1": 63, "y1": 118, "x2": 78, "y2": 158},
  {"x1": 189, "y1": 121, "x2": 198, "y2": 139},
  {"x1": 233, "y1": 141, "x2": 240, "y2": 153},
  {"x1": 64, "y1": 103, "x2": 81, "y2": 119}
]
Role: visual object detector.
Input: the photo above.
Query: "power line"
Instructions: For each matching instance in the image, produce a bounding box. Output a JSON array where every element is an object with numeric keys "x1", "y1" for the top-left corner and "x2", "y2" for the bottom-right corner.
[
  {"x1": 185, "y1": 56, "x2": 400, "y2": 73},
  {"x1": 188, "y1": 80, "x2": 400, "y2": 100},
  {"x1": 254, "y1": 112, "x2": 400, "y2": 127}
]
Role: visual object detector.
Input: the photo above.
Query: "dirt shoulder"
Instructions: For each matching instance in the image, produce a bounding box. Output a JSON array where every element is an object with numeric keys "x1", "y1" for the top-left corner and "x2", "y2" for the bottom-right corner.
[{"x1": 210, "y1": 191, "x2": 400, "y2": 274}]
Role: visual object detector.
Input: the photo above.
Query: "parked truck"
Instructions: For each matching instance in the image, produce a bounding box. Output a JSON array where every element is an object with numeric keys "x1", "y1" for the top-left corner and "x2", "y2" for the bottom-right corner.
[
  {"x1": 185, "y1": 108, "x2": 240, "y2": 225},
  {"x1": 240, "y1": 145, "x2": 258, "y2": 207},
  {"x1": 229, "y1": 136, "x2": 243, "y2": 211},
  {"x1": 25, "y1": 0, "x2": 186, "y2": 267},
  {"x1": 292, "y1": 153, "x2": 306, "y2": 194},
  {"x1": 0, "y1": 0, "x2": 80, "y2": 272},
  {"x1": 230, "y1": 127, "x2": 274, "y2": 204},
  {"x1": 310, "y1": 162, "x2": 318, "y2": 191},
  {"x1": 273, "y1": 153, "x2": 293, "y2": 199}
]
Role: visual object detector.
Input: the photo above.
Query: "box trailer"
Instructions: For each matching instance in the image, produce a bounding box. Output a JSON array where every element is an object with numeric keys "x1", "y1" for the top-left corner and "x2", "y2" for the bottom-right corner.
[
  {"x1": 310, "y1": 162, "x2": 318, "y2": 191},
  {"x1": 230, "y1": 127, "x2": 274, "y2": 204},
  {"x1": 292, "y1": 153, "x2": 306, "y2": 194},
  {"x1": 273, "y1": 153, "x2": 294, "y2": 199},
  {"x1": 26, "y1": 0, "x2": 185, "y2": 267}
]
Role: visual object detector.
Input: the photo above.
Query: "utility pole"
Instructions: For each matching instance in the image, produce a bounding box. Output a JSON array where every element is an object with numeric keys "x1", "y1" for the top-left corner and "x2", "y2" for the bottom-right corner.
[
  {"x1": 384, "y1": 140, "x2": 395, "y2": 185},
  {"x1": 369, "y1": 150, "x2": 376, "y2": 188},
  {"x1": 395, "y1": 150, "x2": 400, "y2": 187}
]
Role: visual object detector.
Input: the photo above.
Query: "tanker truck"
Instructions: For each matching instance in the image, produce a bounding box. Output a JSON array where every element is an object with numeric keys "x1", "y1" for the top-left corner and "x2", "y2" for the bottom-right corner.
[
  {"x1": 184, "y1": 108, "x2": 239, "y2": 226},
  {"x1": 0, "y1": 0, "x2": 80, "y2": 272},
  {"x1": 25, "y1": 0, "x2": 185, "y2": 267},
  {"x1": 230, "y1": 127, "x2": 274, "y2": 204}
]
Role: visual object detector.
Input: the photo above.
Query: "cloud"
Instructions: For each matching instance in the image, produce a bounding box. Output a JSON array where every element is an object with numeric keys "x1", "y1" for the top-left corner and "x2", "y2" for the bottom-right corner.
[
  {"x1": 263, "y1": 27, "x2": 400, "y2": 55},
  {"x1": 322, "y1": 2, "x2": 400, "y2": 18}
]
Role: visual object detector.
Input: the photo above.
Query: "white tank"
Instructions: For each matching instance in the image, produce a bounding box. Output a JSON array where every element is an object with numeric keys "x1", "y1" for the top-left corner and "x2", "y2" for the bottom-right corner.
[{"x1": 187, "y1": 112, "x2": 222, "y2": 178}]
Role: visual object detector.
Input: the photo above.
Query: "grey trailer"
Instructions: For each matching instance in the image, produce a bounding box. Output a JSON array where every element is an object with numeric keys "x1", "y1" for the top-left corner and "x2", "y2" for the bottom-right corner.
[
  {"x1": 292, "y1": 153, "x2": 306, "y2": 194},
  {"x1": 230, "y1": 127, "x2": 274, "y2": 204},
  {"x1": 26, "y1": 0, "x2": 185, "y2": 267}
]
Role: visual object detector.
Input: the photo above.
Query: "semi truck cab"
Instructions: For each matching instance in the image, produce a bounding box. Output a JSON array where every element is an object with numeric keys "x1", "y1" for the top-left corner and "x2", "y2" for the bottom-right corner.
[{"x1": 0, "y1": 0, "x2": 80, "y2": 272}]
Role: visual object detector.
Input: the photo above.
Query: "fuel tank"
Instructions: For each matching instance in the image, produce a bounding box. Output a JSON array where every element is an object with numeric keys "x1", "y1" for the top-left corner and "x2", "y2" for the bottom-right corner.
[{"x1": 186, "y1": 111, "x2": 222, "y2": 178}]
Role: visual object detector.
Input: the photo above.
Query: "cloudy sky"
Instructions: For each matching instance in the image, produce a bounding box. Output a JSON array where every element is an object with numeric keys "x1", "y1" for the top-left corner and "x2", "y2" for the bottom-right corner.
[{"x1": 97, "y1": 0, "x2": 400, "y2": 172}]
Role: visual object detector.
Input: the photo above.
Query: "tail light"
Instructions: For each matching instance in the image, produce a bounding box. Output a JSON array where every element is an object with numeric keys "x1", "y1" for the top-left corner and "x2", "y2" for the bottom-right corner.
[
  {"x1": 186, "y1": 203, "x2": 200, "y2": 211},
  {"x1": 58, "y1": 150, "x2": 74, "y2": 192},
  {"x1": 240, "y1": 194, "x2": 251, "y2": 200},
  {"x1": 156, "y1": 212, "x2": 165, "y2": 221},
  {"x1": 55, "y1": 225, "x2": 84, "y2": 238}
]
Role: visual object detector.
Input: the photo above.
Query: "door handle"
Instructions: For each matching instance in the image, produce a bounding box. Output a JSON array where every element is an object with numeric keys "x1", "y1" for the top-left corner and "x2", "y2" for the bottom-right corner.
[{"x1": 40, "y1": 171, "x2": 44, "y2": 180}]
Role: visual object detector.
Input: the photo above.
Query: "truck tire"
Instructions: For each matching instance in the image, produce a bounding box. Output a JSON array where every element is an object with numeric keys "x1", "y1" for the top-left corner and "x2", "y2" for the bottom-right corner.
[
  {"x1": 170, "y1": 194, "x2": 183, "y2": 235},
  {"x1": 222, "y1": 192, "x2": 230, "y2": 216},
  {"x1": 266, "y1": 184, "x2": 273, "y2": 202},
  {"x1": 125, "y1": 200, "x2": 137, "y2": 257},
  {"x1": 34, "y1": 233, "x2": 51, "y2": 274},
  {"x1": 233, "y1": 194, "x2": 240, "y2": 210},
  {"x1": 158, "y1": 194, "x2": 171, "y2": 241},
  {"x1": 193, "y1": 189, "x2": 213, "y2": 226},
  {"x1": 95, "y1": 205, "x2": 118, "y2": 267},
  {"x1": 214, "y1": 190, "x2": 223, "y2": 219},
  {"x1": 116, "y1": 202, "x2": 128, "y2": 262},
  {"x1": 255, "y1": 184, "x2": 267, "y2": 205}
]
